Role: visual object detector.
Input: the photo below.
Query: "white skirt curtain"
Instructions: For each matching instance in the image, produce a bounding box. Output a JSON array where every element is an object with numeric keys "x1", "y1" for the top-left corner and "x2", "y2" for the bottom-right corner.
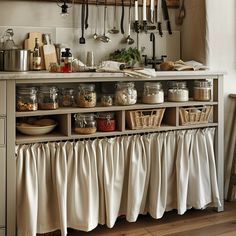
[{"x1": 16, "y1": 128, "x2": 221, "y2": 236}]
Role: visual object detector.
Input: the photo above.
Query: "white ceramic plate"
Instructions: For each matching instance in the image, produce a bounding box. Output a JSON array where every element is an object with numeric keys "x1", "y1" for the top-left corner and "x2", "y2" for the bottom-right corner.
[{"x1": 16, "y1": 123, "x2": 57, "y2": 136}]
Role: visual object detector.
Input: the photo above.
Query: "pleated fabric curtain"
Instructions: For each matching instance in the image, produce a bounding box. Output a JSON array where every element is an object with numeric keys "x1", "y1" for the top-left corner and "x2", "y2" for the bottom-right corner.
[{"x1": 16, "y1": 128, "x2": 221, "y2": 236}]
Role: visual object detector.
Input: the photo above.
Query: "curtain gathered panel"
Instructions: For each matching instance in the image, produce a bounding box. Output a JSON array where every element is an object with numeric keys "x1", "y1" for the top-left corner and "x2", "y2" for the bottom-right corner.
[{"x1": 16, "y1": 128, "x2": 220, "y2": 236}]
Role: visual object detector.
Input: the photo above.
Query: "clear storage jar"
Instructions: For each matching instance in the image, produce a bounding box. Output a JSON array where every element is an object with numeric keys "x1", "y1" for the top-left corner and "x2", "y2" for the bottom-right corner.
[
  {"x1": 97, "y1": 112, "x2": 116, "y2": 132},
  {"x1": 167, "y1": 81, "x2": 189, "y2": 102},
  {"x1": 38, "y1": 86, "x2": 59, "y2": 110},
  {"x1": 60, "y1": 88, "x2": 76, "y2": 107},
  {"x1": 77, "y1": 84, "x2": 96, "y2": 108},
  {"x1": 101, "y1": 94, "x2": 113, "y2": 107},
  {"x1": 74, "y1": 113, "x2": 97, "y2": 134},
  {"x1": 115, "y1": 82, "x2": 137, "y2": 105},
  {"x1": 193, "y1": 80, "x2": 212, "y2": 101},
  {"x1": 16, "y1": 87, "x2": 38, "y2": 111},
  {"x1": 142, "y1": 82, "x2": 164, "y2": 104}
]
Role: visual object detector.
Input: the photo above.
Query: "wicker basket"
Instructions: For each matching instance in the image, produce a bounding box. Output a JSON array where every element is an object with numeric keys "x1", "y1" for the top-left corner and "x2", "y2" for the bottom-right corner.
[
  {"x1": 179, "y1": 106, "x2": 213, "y2": 125},
  {"x1": 126, "y1": 108, "x2": 165, "y2": 130}
]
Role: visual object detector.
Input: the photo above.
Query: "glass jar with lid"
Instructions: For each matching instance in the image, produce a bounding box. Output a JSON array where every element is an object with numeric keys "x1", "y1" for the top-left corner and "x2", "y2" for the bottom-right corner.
[
  {"x1": 60, "y1": 88, "x2": 76, "y2": 107},
  {"x1": 101, "y1": 94, "x2": 113, "y2": 107},
  {"x1": 193, "y1": 80, "x2": 212, "y2": 101},
  {"x1": 38, "y1": 86, "x2": 59, "y2": 110},
  {"x1": 167, "y1": 81, "x2": 189, "y2": 102},
  {"x1": 74, "y1": 113, "x2": 97, "y2": 134},
  {"x1": 115, "y1": 82, "x2": 137, "y2": 105},
  {"x1": 142, "y1": 82, "x2": 164, "y2": 104},
  {"x1": 77, "y1": 83, "x2": 96, "y2": 108},
  {"x1": 97, "y1": 112, "x2": 116, "y2": 132},
  {"x1": 16, "y1": 86, "x2": 38, "y2": 111}
]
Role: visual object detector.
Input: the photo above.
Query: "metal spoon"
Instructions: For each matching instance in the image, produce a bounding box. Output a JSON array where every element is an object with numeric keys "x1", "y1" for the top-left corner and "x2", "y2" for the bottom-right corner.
[
  {"x1": 98, "y1": 0, "x2": 110, "y2": 43},
  {"x1": 93, "y1": 0, "x2": 99, "y2": 39},
  {"x1": 108, "y1": 0, "x2": 119, "y2": 34},
  {"x1": 126, "y1": 0, "x2": 134, "y2": 45}
]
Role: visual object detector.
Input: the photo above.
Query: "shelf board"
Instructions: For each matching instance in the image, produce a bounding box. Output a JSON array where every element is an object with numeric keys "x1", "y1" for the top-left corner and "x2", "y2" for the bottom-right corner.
[
  {"x1": 15, "y1": 101, "x2": 218, "y2": 117},
  {"x1": 16, "y1": 123, "x2": 218, "y2": 144}
]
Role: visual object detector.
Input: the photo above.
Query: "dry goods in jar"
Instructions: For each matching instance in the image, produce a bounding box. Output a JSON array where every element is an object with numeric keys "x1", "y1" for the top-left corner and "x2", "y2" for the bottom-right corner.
[
  {"x1": 193, "y1": 80, "x2": 212, "y2": 101},
  {"x1": 60, "y1": 88, "x2": 76, "y2": 107},
  {"x1": 74, "y1": 113, "x2": 97, "y2": 134},
  {"x1": 167, "y1": 81, "x2": 189, "y2": 102},
  {"x1": 38, "y1": 86, "x2": 59, "y2": 110},
  {"x1": 16, "y1": 86, "x2": 38, "y2": 111},
  {"x1": 77, "y1": 84, "x2": 96, "y2": 108},
  {"x1": 142, "y1": 82, "x2": 164, "y2": 104},
  {"x1": 101, "y1": 94, "x2": 113, "y2": 106},
  {"x1": 97, "y1": 112, "x2": 116, "y2": 132},
  {"x1": 115, "y1": 82, "x2": 137, "y2": 105}
]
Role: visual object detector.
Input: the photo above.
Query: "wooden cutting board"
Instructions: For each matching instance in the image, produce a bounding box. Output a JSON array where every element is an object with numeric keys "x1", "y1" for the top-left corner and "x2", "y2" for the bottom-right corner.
[
  {"x1": 24, "y1": 32, "x2": 45, "y2": 70},
  {"x1": 43, "y1": 44, "x2": 58, "y2": 71}
]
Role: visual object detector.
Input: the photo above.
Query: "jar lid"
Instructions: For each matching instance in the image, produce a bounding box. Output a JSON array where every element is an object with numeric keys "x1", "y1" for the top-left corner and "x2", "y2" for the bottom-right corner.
[
  {"x1": 74, "y1": 113, "x2": 96, "y2": 120},
  {"x1": 168, "y1": 81, "x2": 187, "y2": 89},
  {"x1": 194, "y1": 80, "x2": 211, "y2": 87},
  {"x1": 144, "y1": 82, "x2": 162, "y2": 89},
  {"x1": 97, "y1": 112, "x2": 115, "y2": 119},
  {"x1": 78, "y1": 83, "x2": 95, "y2": 91},
  {"x1": 17, "y1": 86, "x2": 38, "y2": 94},
  {"x1": 39, "y1": 86, "x2": 58, "y2": 93},
  {"x1": 116, "y1": 82, "x2": 135, "y2": 88}
]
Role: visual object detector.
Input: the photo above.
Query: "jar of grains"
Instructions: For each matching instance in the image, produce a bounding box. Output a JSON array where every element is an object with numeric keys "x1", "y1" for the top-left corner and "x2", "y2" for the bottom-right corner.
[
  {"x1": 167, "y1": 81, "x2": 189, "y2": 102},
  {"x1": 60, "y1": 88, "x2": 76, "y2": 107},
  {"x1": 38, "y1": 86, "x2": 59, "y2": 110},
  {"x1": 142, "y1": 82, "x2": 164, "y2": 104},
  {"x1": 74, "y1": 113, "x2": 97, "y2": 134},
  {"x1": 193, "y1": 80, "x2": 212, "y2": 101},
  {"x1": 97, "y1": 112, "x2": 116, "y2": 132},
  {"x1": 115, "y1": 82, "x2": 137, "y2": 105},
  {"x1": 101, "y1": 94, "x2": 113, "y2": 107},
  {"x1": 77, "y1": 84, "x2": 96, "y2": 108},
  {"x1": 16, "y1": 87, "x2": 38, "y2": 111}
]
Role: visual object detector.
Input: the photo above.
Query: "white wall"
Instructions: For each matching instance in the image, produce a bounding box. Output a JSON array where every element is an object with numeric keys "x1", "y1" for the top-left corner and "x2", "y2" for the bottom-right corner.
[{"x1": 0, "y1": 1, "x2": 180, "y2": 65}]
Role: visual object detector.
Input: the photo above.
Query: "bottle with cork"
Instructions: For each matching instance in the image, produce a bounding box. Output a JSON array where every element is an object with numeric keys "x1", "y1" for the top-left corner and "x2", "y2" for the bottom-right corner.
[
  {"x1": 32, "y1": 37, "x2": 42, "y2": 71},
  {"x1": 60, "y1": 48, "x2": 72, "y2": 73}
]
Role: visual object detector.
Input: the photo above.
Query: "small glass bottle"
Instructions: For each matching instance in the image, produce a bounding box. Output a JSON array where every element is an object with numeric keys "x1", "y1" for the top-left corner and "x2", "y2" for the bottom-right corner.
[
  {"x1": 142, "y1": 82, "x2": 164, "y2": 104},
  {"x1": 32, "y1": 37, "x2": 41, "y2": 71},
  {"x1": 167, "y1": 81, "x2": 189, "y2": 102},
  {"x1": 38, "y1": 86, "x2": 59, "y2": 110},
  {"x1": 74, "y1": 113, "x2": 97, "y2": 134},
  {"x1": 97, "y1": 112, "x2": 116, "y2": 132},
  {"x1": 60, "y1": 88, "x2": 76, "y2": 107},
  {"x1": 101, "y1": 94, "x2": 113, "y2": 107},
  {"x1": 193, "y1": 80, "x2": 212, "y2": 101},
  {"x1": 77, "y1": 84, "x2": 96, "y2": 108},
  {"x1": 61, "y1": 48, "x2": 72, "y2": 73},
  {"x1": 16, "y1": 87, "x2": 38, "y2": 111},
  {"x1": 115, "y1": 82, "x2": 137, "y2": 105}
]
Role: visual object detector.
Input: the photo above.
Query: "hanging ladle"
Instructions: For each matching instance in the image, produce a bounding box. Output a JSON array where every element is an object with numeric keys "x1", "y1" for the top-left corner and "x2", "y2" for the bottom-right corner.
[
  {"x1": 126, "y1": 0, "x2": 134, "y2": 45},
  {"x1": 93, "y1": 0, "x2": 99, "y2": 39},
  {"x1": 108, "y1": 0, "x2": 119, "y2": 34},
  {"x1": 98, "y1": 0, "x2": 111, "y2": 43}
]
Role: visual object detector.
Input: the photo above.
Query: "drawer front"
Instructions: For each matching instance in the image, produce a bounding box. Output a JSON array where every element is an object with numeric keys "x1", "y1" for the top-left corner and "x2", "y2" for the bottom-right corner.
[
  {"x1": 0, "y1": 119, "x2": 5, "y2": 145},
  {"x1": 0, "y1": 228, "x2": 5, "y2": 236},
  {"x1": 0, "y1": 81, "x2": 6, "y2": 116},
  {"x1": 0, "y1": 148, "x2": 6, "y2": 228}
]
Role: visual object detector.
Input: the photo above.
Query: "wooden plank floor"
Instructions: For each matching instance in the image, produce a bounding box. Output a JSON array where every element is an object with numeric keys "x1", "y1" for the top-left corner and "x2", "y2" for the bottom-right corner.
[{"x1": 41, "y1": 201, "x2": 236, "y2": 236}]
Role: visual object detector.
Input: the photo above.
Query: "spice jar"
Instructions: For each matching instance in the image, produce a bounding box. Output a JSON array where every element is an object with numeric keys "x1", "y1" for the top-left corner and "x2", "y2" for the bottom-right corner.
[
  {"x1": 193, "y1": 80, "x2": 212, "y2": 101},
  {"x1": 142, "y1": 82, "x2": 164, "y2": 104},
  {"x1": 74, "y1": 113, "x2": 97, "y2": 134},
  {"x1": 115, "y1": 82, "x2": 137, "y2": 106},
  {"x1": 60, "y1": 88, "x2": 76, "y2": 107},
  {"x1": 77, "y1": 84, "x2": 96, "y2": 108},
  {"x1": 97, "y1": 112, "x2": 116, "y2": 132},
  {"x1": 101, "y1": 94, "x2": 113, "y2": 107},
  {"x1": 167, "y1": 81, "x2": 189, "y2": 102},
  {"x1": 16, "y1": 87, "x2": 38, "y2": 111},
  {"x1": 38, "y1": 86, "x2": 59, "y2": 110}
]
